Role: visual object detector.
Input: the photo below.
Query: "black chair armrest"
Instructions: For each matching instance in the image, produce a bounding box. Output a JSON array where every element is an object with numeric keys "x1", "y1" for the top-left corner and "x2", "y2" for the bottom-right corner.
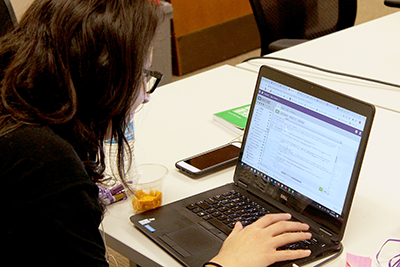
[
  {"x1": 384, "y1": 0, "x2": 400, "y2": 7},
  {"x1": 268, "y1": 39, "x2": 309, "y2": 52}
]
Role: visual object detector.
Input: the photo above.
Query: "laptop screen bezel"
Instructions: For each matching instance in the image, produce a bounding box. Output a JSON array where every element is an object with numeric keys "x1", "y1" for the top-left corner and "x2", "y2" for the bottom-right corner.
[{"x1": 234, "y1": 65, "x2": 375, "y2": 241}]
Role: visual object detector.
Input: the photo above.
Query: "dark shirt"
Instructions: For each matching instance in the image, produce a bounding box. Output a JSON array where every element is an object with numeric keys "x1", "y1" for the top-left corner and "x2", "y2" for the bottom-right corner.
[{"x1": 1, "y1": 125, "x2": 108, "y2": 266}]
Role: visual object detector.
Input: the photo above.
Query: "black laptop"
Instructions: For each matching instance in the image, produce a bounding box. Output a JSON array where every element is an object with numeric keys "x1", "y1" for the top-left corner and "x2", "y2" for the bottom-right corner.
[{"x1": 130, "y1": 65, "x2": 375, "y2": 267}]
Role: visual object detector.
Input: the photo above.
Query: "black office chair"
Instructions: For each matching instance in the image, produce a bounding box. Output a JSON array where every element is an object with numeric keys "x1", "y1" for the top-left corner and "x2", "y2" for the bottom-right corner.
[
  {"x1": 0, "y1": 0, "x2": 17, "y2": 37},
  {"x1": 249, "y1": 0, "x2": 357, "y2": 56},
  {"x1": 384, "y1": 0, "x2": 400, "y2": 7}
]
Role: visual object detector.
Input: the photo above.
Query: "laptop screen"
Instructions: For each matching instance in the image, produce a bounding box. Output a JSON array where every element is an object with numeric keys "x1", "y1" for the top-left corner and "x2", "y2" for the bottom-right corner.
[{"x1": 235, "y1": 66, "x2": 372, "y2": 236}]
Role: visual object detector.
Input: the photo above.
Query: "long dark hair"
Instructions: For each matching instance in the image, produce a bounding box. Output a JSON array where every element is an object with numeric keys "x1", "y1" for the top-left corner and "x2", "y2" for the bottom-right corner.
[{"x1": 0, "y1": 0, "x2": 162, "y2": 183}]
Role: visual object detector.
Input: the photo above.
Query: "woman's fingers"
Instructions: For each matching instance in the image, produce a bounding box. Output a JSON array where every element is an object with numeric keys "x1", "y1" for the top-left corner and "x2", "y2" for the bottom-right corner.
[
  {"x1": 252, "y1": 213, "x2": 292, "y2": 228},
  {"x1": 273, "y1": 248, "x2": 312, "y2": 263},
  {"x1": 252, "y1": 214, "x2": 310, "y2": 235},
  {"x1": 268, "y1": 220, "x2": 310, "y2": 237},
  {"x1": 250, "y1": 213, "x2": 312, "y2": 249},
  {"x1": 225, "y1": 221, "x2": 243, "y2": 240},
  {"x1": 212, "y1": 213, "x2": 313, "y2": 267},
  {"x1": 272, "y1": 231, "x2": 312, "y2": 249}
]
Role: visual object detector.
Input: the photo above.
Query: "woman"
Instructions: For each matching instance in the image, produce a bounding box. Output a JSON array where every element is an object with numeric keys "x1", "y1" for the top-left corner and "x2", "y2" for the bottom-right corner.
[{"x1": 0, "y1": 0, "x2": 311, "y2": 266}]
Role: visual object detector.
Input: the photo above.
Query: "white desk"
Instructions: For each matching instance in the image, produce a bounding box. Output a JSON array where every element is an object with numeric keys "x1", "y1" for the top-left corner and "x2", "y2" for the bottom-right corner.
[
  {"x1": 237, "y1": 12, "x2": 400, "y2": 114},
  {"x1": 102, "y1": 65, "x2": 400, "y2": 267},
  {"x1": 102, "y1": 65, "x2": 258, "y2": 267}
]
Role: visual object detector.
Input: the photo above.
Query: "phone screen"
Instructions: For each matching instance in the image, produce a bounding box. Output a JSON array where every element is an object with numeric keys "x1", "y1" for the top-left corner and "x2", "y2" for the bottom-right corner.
[{"x1": 184, "y1": 144, "x2": 240, "y2": 170}]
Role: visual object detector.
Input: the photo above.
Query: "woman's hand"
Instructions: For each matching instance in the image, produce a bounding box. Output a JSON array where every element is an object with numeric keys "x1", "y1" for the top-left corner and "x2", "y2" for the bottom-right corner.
[{"x1": 209, "y1": 213, "x2": 312, "y2": 267}]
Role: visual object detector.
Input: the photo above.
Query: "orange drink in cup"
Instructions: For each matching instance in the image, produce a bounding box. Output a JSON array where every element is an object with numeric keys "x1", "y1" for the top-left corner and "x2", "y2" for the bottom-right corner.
[{"x1": 131, "y1": 164, "x2": 168, "y2": 214}]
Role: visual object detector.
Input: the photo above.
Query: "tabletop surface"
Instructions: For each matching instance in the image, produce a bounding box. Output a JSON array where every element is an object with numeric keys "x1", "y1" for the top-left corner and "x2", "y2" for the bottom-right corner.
[
  {"x1": 237, "y1": 11, "x2": 400, "y2": 114},
  {"x1": 102, "y1": 64, "x2": 400, "y2": 266},
  {"x1": 102, "y1": 13, "x2": 400, "y2": 266},
  {"x1": 102, "y1": 65, "x2": 258, "y2": 267}
]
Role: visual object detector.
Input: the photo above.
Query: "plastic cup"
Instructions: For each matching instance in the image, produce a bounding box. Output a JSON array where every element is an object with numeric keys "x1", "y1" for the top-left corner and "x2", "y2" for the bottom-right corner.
[{"x1": 130, "y1": 163, "x2": 168, "y2": 214}]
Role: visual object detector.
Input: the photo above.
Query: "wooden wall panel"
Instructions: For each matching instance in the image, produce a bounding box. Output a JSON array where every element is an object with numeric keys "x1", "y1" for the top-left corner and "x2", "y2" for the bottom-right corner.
[
  {"x1": 170, "y1": 0, "x2": 253, "y2": 37},
  {"x1": 169, "y1": 0, "x2": 260, "y2": 75}
]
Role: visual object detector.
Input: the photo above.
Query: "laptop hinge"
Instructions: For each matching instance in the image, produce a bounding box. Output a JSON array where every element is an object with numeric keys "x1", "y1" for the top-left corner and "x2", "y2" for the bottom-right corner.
[
  {"x1": 319, "y1": 227, "x2": 333, "y2": 237},
  {"x1": 237, "y1": 180, "x2": 248, "y2": 189}
]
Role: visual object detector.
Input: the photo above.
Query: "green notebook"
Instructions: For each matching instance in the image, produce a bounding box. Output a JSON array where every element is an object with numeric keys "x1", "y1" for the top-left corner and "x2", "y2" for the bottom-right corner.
[{"x1": 213, "y1": 104, "x2": 250, "y2": 135}]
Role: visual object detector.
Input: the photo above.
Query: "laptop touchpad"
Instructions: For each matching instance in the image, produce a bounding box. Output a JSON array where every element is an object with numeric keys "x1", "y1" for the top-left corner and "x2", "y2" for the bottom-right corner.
[{"x1": 163, "y1": 225, "x2": 222, "y2": 256}]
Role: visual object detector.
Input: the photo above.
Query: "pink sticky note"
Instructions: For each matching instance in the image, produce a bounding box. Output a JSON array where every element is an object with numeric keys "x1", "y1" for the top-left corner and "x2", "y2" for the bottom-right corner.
[{"x1": 346, "y1": 253, "x2": 372, "y2": 267}]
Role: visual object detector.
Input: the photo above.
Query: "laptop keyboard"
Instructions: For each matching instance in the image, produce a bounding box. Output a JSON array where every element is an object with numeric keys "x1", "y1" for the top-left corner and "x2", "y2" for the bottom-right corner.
[
  {"x1": 186, "y1": 189, "x2": 320, "y2": 250},
  {"x1": 186, "y1": 189, "x2": 270, "y2": 232}
]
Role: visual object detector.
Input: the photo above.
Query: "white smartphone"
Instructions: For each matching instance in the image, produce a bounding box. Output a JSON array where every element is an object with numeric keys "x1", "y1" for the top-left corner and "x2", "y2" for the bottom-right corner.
[{"x1": 175, "y1": 142, "x2": 241, "y2": 178}]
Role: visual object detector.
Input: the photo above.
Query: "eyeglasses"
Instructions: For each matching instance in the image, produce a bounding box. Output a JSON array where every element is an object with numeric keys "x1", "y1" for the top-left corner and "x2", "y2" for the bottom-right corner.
[{"x1": 144, "y1": 70, "x2": 163, "y2": 94}]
